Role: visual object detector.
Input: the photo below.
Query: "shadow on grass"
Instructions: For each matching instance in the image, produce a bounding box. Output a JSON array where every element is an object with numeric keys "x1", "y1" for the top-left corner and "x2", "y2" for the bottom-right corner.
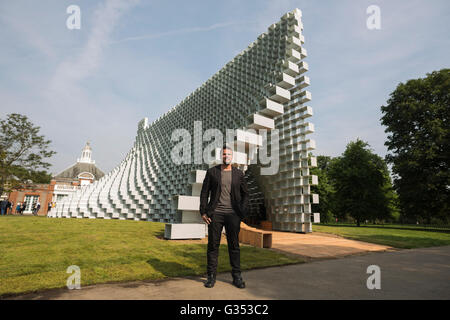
[
  {"x1": 146, "y1": 244, "x2": 208, "y2": 285},
  {"x1": 154, "y1": 229, "x2": 166, "y2": 240},
  {"x1": 147, "y1": 256, "x2": 198, "y2": 276}
]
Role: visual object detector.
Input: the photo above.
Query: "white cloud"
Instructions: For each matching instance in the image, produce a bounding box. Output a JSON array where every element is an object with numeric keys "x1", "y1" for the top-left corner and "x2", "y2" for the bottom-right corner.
[
  {"x1": 46, "y1": 0, "x2": 140, "y2": 104},
  {"x1": 23, "y1": 0, "x2": 141, "y2": 174}
]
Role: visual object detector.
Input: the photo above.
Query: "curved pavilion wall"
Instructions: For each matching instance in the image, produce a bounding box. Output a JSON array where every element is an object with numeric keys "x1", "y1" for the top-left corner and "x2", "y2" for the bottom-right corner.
[{"x1": 49, "y1": 8, "x2": 319, "y2": 233}]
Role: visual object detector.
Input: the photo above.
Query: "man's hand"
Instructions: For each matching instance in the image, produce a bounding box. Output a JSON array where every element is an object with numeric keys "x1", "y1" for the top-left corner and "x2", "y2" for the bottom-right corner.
[{"x1": 202, "y1": 214, "x2": 212, "y2": 225}]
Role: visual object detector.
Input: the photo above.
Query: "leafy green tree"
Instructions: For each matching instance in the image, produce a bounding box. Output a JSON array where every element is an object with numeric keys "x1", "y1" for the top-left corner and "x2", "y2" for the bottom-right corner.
[
  {"x1": 310, "y1": 155, "x2": 335, "y2": 223},
  {"x1": 9, "y1": 166, "x2": 52, "y2": 185},
  {"x1": 328, "y1": 139, "x2": 396, "y2": 226},
  {"x1": 380, "y1": 69, "x2": 450, "y2": 223},
  {"x1": 0, "y1": 113, "x2": 56, "y2": 194}
]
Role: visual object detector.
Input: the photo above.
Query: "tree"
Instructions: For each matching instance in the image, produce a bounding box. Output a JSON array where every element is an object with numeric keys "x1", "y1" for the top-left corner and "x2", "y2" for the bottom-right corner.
[
  {"x1": 9, "y1": 165, "x2": 53, "y2": 184},
  {"x1": 310, "y1": 155, "x2": 335, "y2": 223},
  {"x1": 328, "y1": 139, "x2": 396, "y2": 226},
  {"x1": 0, "y1": 113, "x2": 56, "y2": 195},
  {"x1": 380, "y1": 69, "x2": 450, "y2": 223}
]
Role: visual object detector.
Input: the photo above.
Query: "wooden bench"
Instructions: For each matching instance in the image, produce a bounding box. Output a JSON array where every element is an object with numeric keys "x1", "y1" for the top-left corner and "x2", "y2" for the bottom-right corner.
[{"x1": 238, "y1": 222, "x2": 273, "y2": 248}]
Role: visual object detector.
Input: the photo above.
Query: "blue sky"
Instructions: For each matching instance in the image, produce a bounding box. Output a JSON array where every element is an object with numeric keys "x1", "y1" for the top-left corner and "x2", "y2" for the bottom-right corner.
[{"x1": 1, "y1": 0, "x2": 449, "y2": 175}]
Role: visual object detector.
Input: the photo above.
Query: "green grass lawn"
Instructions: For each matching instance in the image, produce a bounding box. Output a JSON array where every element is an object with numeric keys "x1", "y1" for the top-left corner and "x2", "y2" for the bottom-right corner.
[
  {"x1": 0, "y1": 216, "x2": 304, "y2": 297},
  {"x1": 313, "y1": 224, "x2": 450, "y2": 249}
]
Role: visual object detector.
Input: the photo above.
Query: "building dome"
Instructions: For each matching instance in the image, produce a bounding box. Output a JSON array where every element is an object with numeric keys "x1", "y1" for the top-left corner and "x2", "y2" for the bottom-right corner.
[{"x1": 54, "y1": 142, "x2": 104, "y2": 182}]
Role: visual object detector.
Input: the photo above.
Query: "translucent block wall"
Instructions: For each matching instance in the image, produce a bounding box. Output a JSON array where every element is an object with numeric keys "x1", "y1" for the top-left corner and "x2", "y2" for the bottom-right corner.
[{"x1": 49, "y1": 8, "x2": 319, "y2": 232}]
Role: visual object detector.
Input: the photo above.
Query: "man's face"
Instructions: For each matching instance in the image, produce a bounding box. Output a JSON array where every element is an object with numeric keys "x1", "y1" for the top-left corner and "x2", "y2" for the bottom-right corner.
[{"x1": 222, "y1": 148, "x2": 233, "y2": 164}]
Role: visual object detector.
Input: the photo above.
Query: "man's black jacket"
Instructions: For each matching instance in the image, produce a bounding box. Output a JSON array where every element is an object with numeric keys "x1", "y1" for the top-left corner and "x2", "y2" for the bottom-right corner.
[{"x1": 199, "y1": 164, "x2": 249, "y2": 220}]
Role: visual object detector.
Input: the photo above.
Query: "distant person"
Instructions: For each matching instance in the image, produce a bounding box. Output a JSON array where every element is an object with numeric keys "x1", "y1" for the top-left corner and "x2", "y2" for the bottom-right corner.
[
  {"x1": 48, "y1": 202, "x2": 52, "y2": 213},
  {"x1": 16, "y1": 202, "x2": 21, "y2": 215},
  {"x1": 0, "y1": 200, "x2": 7, "y2": 216},
  {"x1": 21, "y1": 202, "x2": 26, "y2": 214},
  {"x1": 31, "y1": 203, "x2": 36, "y2": 216},
  {"x1": 6, "y1": 201, "x2": 12, "y2": 215},
  {"x1": 36, "y1": 201, "x2": 41, "y2": 215}
]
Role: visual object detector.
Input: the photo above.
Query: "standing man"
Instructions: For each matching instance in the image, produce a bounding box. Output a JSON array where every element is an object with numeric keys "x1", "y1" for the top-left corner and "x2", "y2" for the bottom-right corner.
[{"x1": 200, "y1": 144, "x2": 249, "y2": 289}]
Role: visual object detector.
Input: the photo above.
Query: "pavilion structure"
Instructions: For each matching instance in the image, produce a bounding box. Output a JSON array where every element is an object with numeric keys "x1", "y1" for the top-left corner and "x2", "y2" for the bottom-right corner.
[{"x1": 49, "y1": 8, "x2": 320, "y2": 235}]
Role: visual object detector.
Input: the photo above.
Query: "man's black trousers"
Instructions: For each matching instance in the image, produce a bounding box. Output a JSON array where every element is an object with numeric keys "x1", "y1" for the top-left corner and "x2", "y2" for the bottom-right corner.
[{"x1": 207, "y1": 210, "x2": 241, "y2": 277}]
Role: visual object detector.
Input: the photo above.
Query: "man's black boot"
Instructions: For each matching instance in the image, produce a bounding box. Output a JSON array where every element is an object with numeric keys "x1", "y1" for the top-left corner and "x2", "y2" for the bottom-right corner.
[
  {"x1": 204, "y1": 273, "x2": 216, "y2": 288},
  {"x1": 232, "y1": 274, "x2": 246, "y2": 289}
]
